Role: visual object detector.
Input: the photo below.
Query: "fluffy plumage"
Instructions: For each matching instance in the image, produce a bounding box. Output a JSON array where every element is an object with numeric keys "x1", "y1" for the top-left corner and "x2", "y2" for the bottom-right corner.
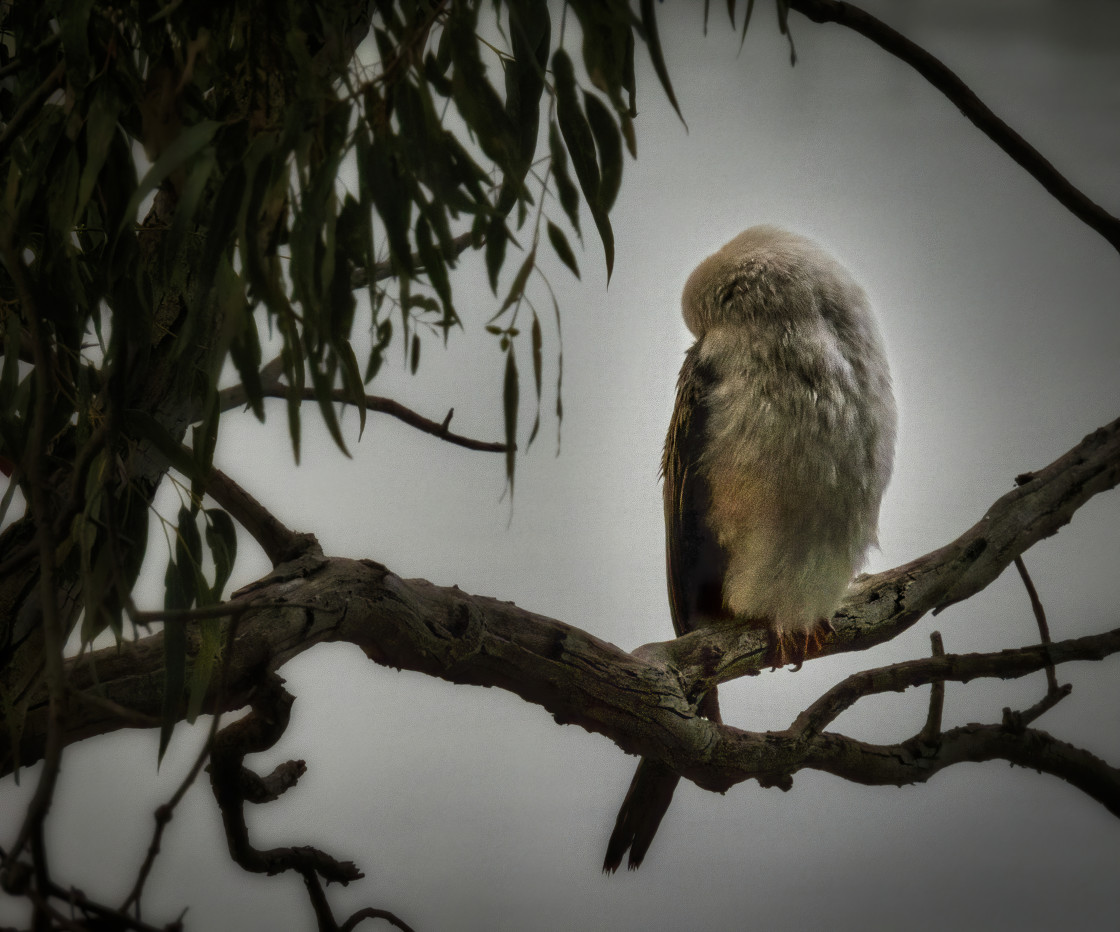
[{"x1": 603, "y1": 226, "x2": 896, "y2": 873}]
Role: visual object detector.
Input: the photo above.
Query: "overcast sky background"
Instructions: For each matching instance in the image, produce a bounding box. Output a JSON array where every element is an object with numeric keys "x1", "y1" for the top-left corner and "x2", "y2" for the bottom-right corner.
[{"x1": 3, "y1": 1, "x2": 1120, "y2": 930}]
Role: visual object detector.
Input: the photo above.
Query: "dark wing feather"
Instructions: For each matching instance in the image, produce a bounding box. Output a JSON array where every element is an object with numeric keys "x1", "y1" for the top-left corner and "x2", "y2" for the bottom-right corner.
[
  {"x1": 604, "y1": 342, "x2": 727, "y2": 874},
  {"x1": 662, "y1": 342, "x2": 729, "y2": 637}
]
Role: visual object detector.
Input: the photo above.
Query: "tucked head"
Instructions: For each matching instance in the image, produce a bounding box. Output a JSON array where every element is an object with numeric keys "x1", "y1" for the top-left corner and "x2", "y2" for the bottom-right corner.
[{"x1": 680, "y1": 225, "x2": 860, "y2": 337}]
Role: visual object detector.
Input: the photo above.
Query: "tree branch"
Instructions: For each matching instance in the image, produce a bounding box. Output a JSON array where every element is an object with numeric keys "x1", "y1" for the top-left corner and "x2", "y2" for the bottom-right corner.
[
  {"x1": 202, "y1": 462, "x2": 318, "y2": 567},
  {"x1": 3, "y1": 419, "x2": 1118, "y2": 819},
  {"x1": 216, "y1": 360, "x2": 509, "y2": 454},
  {"x1": 789, "y1": 0, "x2": 1120, "y2": 254},
  {"x1": 646, "y1": 415, "x2": 1120, "y2": 690}
]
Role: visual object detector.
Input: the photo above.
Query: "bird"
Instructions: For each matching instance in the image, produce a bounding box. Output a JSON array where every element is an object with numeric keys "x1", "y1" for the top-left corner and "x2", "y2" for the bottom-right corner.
[{"x1": 602, "y1": 225, "x2": 896, "y2": 873}]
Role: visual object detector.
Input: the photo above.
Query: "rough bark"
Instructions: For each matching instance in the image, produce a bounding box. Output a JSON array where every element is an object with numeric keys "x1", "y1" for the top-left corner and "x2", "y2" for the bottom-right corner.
[{"x1": 4, "y1": 418, "x2": 1118, "y2": 806}]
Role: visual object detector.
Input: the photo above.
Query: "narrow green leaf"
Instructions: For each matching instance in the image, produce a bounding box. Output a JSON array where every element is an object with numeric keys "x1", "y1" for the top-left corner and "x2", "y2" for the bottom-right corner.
[
  {"x1": 47, "y1": 150, "x2": 80, "y2": 242},
  {"x1": 547, "y1": 220, "x2": 579, "y2": 279},
  {"x1": 499, "y1": 0, "x2": 551, "y2": 214},
  {"x1": 116, "y1": 119, "x2": 221, "y2": 244},
  {"x1": 416, "y1": 216, "x2": 454, "y2": 328},
  {"x1": 410, "y1": 332, "x2": 421, "y2": 375},
  {"x1": 531, "y1": 311, "x2": 543, "y2": 400},
  {"x1": 776, "y1": 0, "x2": 797, "y2": 64},
  {"x1": 164, "y1": 145, "x2": 215, "y2": 295},
  {"x1": 77, "y1": 87, "x2": 121, "y2": 218},
  {"x1": 204, "y1": 509, "x2": 237, "y2": 600},
  {"x1": 176, "y1": 505, "x2": 203, "y2": 578},
  {"x1": 503, "y1": 345, "x2": 519, "y2": 497},
  {"x1": 337, "y1": 339, "x2": 368, "y2": 439},
  {"x1": 485, "y1": 215, "x2": 509, "y2": 293},
  {"x1": 447, "y1": 5, "x2": 518, "y2": 173},
  {"x1": 497, "y1": 247, "x2": 536, "y2": 317},
  {"x1": 548, "y1": 121, "x2": 581, "y2": 236},
  {"x1": 362, "y1": 136, "x2": 413, "y2": 276},
  {"x1": 583, "y1": 92, "x2": 623, "y2": 213},
  {"x1": 366, "y1": 318, "x2": 392, "y2": 383},
  {"x1": 186, "y1": 619, "x2": 220, "y2": 724},
  {"x1": 553, "y1": 51, "x2": 614, "y2": 278},
  {"x1": 639, "y1": 0, "x2": 685, "y2": 125},
  {"x1": 159, "y1": 611, "x2": 185, "y2": 763},
  {"x1": 308, "y1": 361, "x2": 350, "y2": 457},
  {"x1": 59, "y1": 0, "x2": 94, "y2": 89},
  {"x1": 740, "y1": 0, "x2": 756, "y2": 49},
  {"x1": 550, "y1": 291, "x2": 564, "y2": 454}
]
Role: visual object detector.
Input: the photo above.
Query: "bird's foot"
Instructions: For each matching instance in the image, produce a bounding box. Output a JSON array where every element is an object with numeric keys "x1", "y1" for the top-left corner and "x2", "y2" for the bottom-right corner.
[{"x1": 766, "y1": 619, "x2": 835, "y2": 672}]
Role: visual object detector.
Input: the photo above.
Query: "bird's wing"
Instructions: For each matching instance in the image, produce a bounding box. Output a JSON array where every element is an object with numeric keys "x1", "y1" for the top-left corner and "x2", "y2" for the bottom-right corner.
[{"x1": 662, "y1": 343, "x2": 730, "y2": 637}]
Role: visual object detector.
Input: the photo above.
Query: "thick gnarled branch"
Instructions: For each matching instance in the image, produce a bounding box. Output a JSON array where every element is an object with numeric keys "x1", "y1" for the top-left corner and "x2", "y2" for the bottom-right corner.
[{"x1": 3, "y1": 418, "x2": 1119, "y2": 815}]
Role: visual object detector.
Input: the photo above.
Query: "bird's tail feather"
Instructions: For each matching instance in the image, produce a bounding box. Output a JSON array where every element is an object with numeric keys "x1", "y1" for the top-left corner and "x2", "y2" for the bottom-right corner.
[
  {"x1": 602, "y1": 689, "x2": 721, "y2": 872},
  {"x1": 602, "y1": 758, "x2": 681, "y2": 873}
]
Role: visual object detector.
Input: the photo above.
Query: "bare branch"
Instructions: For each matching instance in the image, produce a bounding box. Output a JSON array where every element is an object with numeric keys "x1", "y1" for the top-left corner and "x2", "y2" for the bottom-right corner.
[
  {"x1": 208, "y1": 674, "x2": 363, "y2": 884},
  {"x1": 788, "y1": 0, "x2": 1120, "y2": 254},
  {"x1": 807, "y1": 719, "x2": 1120, "y2": 818},
  {"x1": 216, "y1": 363, "x2": 509, "y2": 454},
  {"x1": 259, "y1": 384, "x2": 511, "y2": 453},
  {"x1": 790, "y1": 628, "x2": 1120, "y2": 739},
  {"x1": 917, "y1": 631, "x2": 944, "y2": 746},
  {"x1": 1015, "y1": 555, "x2": 1059, "y2": 693}
]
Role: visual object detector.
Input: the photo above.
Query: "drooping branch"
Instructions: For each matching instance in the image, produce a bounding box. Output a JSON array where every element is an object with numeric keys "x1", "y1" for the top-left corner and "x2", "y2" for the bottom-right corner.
[{"x1": 789, "y1": 0, "x2": 1120, "y2": 254}]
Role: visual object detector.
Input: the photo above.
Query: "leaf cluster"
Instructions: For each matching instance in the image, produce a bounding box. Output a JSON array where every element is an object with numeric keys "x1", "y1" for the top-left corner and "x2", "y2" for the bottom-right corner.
[{"x1": 0, "y1": 0, "x2": 695, "y2": 770}]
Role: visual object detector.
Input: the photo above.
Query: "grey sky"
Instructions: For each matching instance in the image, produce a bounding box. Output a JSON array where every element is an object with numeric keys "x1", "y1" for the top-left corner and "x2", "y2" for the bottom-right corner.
[{"x1": 2, "y1": 1, "x2": 1119, "y2": 930}]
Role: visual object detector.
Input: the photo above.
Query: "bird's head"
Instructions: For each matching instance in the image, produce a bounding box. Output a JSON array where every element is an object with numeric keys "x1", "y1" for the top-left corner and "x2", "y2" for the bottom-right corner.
[{"x1": 681, "y1": 225, "x2": 850, "y2": 337}]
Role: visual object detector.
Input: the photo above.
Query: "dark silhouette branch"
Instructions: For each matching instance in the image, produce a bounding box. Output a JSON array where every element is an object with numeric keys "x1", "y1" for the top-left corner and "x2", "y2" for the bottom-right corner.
[
  {"x1": 917, "y1": 631, "x2": 945, "y2": 746},
  {"x1": 788, "y1": 0, "x2": 1120, "y2": 254},
  {"x1": 789, "y1": 629, "x2": 1116, "y2": 739},
  {"x1": 208, "y1": 673, "x2": 362, "y2": 884},
  {"x1": 216, "y1": 358, "x2": 509, "y2": 454},
  {"x1": 1014, "y1": 555, "x2": 1059, "y2": 694},
  {"x1": 259, "y1": 385, "x2": 510, "y2": 453},
  {"x1": 201, "y1": 462, "x2": 318, "y2": 567}
]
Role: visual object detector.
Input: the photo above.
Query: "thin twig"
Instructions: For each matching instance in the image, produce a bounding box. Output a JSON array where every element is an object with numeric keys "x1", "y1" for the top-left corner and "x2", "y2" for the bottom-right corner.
[
  {"x1": 215, "y1": 358, "x2": 508, "y2": 453},
  {"x1": 790, "y1": 626, "x2": 1120, "y2": 739},
  {"x1": 918, "y1": 631, "x2": 945, "y2": 745},
  {"x1": 341, "y1": 907, "x2": 419, "y2": 932},
  {"x1": 1014, "y1": 555, "x2": 1059, "y2": 694},
  {"x1": 350, "y1": 229, "x2": 475, "y2": 290},
  {"x1": 788, "y1": 0, "x2": 1120, "y2": 254},
  {"x1": 198, "y1": 462, "x2": 316, "y2": 567}
]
